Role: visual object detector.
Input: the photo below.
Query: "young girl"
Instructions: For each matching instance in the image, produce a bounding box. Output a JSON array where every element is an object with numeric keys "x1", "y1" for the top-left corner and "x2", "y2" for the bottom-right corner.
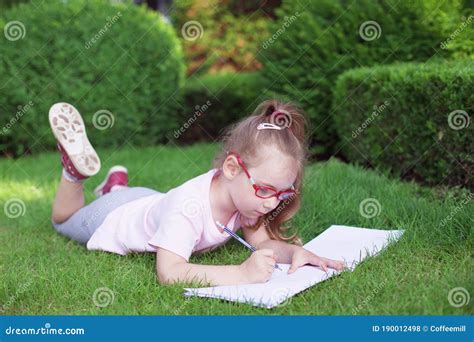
[{"x1": 49, "y1": 100, "x2": 345, "y2": 286}]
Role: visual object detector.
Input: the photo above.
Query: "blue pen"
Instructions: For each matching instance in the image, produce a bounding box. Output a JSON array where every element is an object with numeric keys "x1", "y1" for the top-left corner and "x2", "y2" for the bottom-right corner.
[{"x1": 216, "y1": 220, "x2": 282, "y2": 271}]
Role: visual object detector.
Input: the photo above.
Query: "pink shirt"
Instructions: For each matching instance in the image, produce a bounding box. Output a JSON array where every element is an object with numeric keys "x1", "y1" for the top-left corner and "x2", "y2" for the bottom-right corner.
[{"x1": 86, "y1": 168, "x2": 257, "y2": 261}]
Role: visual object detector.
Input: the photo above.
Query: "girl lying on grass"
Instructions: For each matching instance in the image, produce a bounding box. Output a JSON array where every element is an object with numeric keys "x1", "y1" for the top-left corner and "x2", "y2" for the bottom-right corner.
[{"x1": 49, "y1": 99, "x2": 346, "y2": 286}]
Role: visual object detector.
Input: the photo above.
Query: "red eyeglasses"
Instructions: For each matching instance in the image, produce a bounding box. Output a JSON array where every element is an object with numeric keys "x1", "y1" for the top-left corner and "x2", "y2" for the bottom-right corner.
[{"x1": 227, "y1": 151, "x2": 297, "y2": 201}]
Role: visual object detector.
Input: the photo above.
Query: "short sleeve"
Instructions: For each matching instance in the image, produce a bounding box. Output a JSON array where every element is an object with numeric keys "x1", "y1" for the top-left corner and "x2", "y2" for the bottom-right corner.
[{"x1": 148, "y1": 211, "x2": 202, "y2": 262}]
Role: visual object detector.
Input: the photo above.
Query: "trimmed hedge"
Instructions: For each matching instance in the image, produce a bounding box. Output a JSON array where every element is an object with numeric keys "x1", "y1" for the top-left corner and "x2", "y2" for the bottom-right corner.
[
  {"x1": 333, "y1": 60, "x2": 473, "y2": 188},
  {"x1": 260, "y1": 0, "x2": 469, "y2": 157},
  {"x1": 174, "y1": 72, "x2": 265, "y2": 143},
  {"x1": 0, "y1": 0, "x2": 185, "y2": 157}
]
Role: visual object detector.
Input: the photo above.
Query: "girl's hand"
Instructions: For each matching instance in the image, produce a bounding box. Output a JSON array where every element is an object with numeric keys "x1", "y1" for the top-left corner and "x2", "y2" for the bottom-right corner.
[
  {"x1": 288, "y1": 248, "x2": 346, "y2": 274},
  {"x1": 240, "y1": 248, "x2": 278, "y2": 283}
]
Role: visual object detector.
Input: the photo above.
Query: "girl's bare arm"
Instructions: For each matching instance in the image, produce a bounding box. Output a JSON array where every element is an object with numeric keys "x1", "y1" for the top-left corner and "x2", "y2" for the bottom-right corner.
[{"x1": 155, "y1": 247, "x2": 248, "y2": 286}]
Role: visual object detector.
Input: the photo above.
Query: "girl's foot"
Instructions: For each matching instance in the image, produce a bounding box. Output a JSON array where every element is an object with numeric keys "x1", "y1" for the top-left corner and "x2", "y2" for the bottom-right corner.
[
  {"x1": 94, "y1": 166, "x2": 128, "y2": 197},
  {"x1": 49, "y1": 102, "x2": 101, "y2": 183}
]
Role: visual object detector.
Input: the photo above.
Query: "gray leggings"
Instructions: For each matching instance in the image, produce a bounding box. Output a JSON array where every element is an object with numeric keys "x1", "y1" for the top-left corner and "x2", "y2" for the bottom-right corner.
[{"x1": 51, "y1": 187, "x2": 158, "y2": 244}]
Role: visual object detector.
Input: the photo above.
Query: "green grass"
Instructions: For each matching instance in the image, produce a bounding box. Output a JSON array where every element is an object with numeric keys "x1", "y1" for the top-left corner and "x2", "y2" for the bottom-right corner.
[{"x1": 0, "y1": 142, "x2": 472, "y2": 315}]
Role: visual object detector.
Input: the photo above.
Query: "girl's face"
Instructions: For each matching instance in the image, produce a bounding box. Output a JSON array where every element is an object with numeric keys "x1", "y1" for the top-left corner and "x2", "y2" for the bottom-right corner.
[{"x1": 224, "y1": 147, "x2": 297, "y2": 219}]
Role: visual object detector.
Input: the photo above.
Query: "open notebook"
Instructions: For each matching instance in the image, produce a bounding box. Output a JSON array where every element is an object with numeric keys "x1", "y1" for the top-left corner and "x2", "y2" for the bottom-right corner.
[{"x1": 183, "y1": 225, "x2": 405, "y2": 308}]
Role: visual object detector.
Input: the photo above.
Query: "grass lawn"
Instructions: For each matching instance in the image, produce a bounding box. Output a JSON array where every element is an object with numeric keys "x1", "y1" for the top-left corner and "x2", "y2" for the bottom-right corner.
[{"x1": 0, "y1": 142, "x2": 472, "y2": 315}]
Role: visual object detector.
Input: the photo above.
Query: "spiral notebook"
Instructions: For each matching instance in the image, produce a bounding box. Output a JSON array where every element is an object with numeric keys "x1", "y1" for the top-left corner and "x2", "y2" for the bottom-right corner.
[{"x1": 183, "y1": 225, "x2": 405, "y2": 308}]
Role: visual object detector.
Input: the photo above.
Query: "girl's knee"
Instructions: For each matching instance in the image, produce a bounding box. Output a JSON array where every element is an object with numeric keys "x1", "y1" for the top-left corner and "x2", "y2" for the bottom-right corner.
[{"x1": 51, "y1": 213, "x2": 70, "y2": 225}]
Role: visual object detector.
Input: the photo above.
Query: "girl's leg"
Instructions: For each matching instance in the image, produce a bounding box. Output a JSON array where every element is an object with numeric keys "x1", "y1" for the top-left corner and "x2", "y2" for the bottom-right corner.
[
  {"x1": 52, "y1": 187, "x2": 158, "y2": 244},
  {"x1": 52, "y1": 164, "x2": 130, "y2": 224},
  {"x1": 48, "y1": 102, "x2": 101, "y2": 224},
  {"x1": 48, "y1": 103, "x2": 148, "y2": 245},
  {"x1": 51, "y1": 174, "x2": 86, "y2": 224}
]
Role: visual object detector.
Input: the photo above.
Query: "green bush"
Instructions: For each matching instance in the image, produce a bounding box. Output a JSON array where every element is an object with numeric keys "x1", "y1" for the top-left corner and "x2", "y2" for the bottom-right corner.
[
  {"x1": 174, "y1": 72, "x2": 265, "y2": 143},
  {"x1": 0, "y1": 0, "x2": 29, "y2": 9},
  {"x1": 260, "y1": 0, "x2": 470, "y2": 157},
  {"x1": 441, "y1": 8, "x2": 474, "y2": 60},
  {"x1": 0, "y1": 0, "x2": 185, "y2": 157},
  {"x1": 333, "y1": 60, "x2": 473, "y2": 188},
  {"x1": 170, "y1": 0, "x2": 270, "y2": 75}
]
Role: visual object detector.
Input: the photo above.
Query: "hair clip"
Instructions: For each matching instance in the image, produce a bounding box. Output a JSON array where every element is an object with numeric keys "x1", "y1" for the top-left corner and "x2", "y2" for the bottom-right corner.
[{"x1": 257, "y1": 122, "x2": 284, "y2": 130}]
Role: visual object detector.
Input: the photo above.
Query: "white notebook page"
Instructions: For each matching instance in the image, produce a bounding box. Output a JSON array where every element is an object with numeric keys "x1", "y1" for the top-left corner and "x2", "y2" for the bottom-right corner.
[{"x1": 183, "y1": 225, "x2": 405, "y2": 308}]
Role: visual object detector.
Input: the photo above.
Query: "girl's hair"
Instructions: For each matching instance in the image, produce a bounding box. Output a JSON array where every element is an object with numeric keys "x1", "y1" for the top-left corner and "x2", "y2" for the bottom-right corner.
[{"x1": 212, "y1": 99, "x2": 309, "y2": 246}]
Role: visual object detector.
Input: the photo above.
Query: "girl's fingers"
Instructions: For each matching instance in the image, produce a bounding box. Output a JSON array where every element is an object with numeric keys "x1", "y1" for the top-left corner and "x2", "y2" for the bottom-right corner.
[
  {"x1": 310, "y1": 255, "x2": 345, "y2": 272},
  {"x1": 320, "y1": 257, "x2": 343, "y2": 270},
  {"x1": 329, "y1": 260, "x2": 345, "y2": 271},
  {"x1": 312, "y1": 256, "x2": 328, "y2": 271}
]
